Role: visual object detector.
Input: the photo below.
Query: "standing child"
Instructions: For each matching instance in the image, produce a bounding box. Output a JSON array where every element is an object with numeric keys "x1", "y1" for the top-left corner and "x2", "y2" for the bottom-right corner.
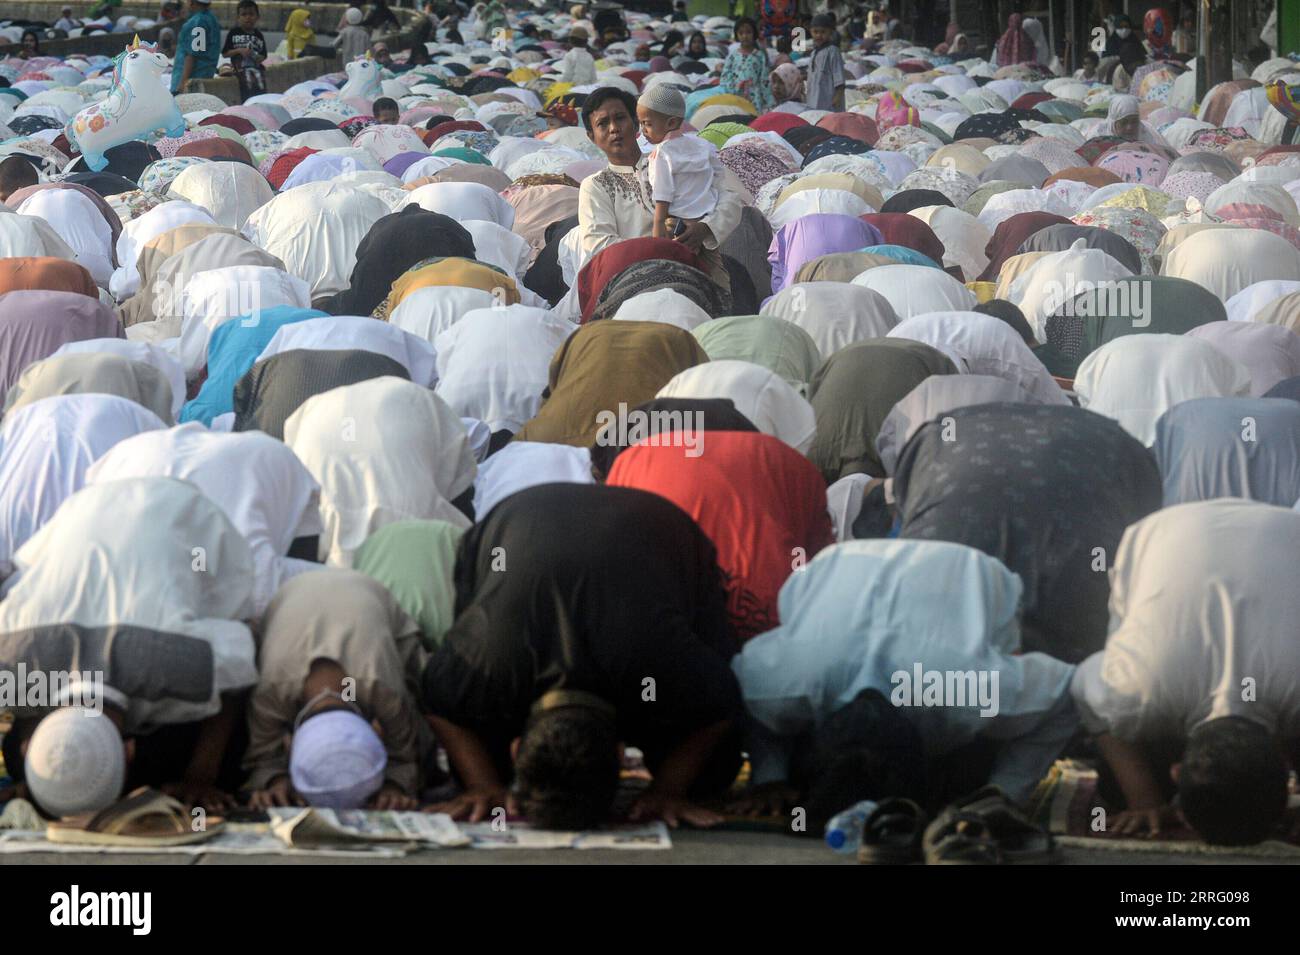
[
  {"x1": 221, "y1": 0, "x2": 267, "y2": 102},
  {"x1": 334, "y1": 7, "x2": 370, "y2": 63},
  {"x1": 557, "y1": 25, "x2": 597, "y2": 84},
  {"x1": 806, "y1": 13, "x2": 845, "y2": 111},
  {"x1": 636, "y1": 85, "x2": 728, "y2": 285}
]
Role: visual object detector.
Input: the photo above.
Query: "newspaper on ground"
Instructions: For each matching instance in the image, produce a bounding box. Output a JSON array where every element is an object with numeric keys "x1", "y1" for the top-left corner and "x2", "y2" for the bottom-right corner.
[
  {"x1": 0, "y1": 825, "x2": 410, "y2": 857},
  {"x1": 458, "y1": 820, "x2": 671, "y2": 849},
  {"x1": 268, "y1": 808, "x2": 470, "y2": 849}
]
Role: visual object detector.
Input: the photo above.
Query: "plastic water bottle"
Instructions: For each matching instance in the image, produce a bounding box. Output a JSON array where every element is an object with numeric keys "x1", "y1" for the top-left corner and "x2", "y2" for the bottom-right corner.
[{"x1": 824, "y1": 799, "x2": 877, "y2": 853}]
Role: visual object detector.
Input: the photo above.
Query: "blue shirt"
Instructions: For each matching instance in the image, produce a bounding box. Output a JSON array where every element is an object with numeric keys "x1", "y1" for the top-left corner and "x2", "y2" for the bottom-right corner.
[
  {"x1": 171, "y1": 10, "x2": 222, "y2": 92},
  {"x1": 732, "y1": 539, "x2": 1078, "y2": 801}
]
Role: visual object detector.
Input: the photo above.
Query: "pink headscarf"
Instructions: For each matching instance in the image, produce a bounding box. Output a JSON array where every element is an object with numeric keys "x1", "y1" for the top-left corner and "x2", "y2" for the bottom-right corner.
[
  {"x1": 996, "y1": 13, "x2": 1033, "y2": 66},
  {"x1": 875, "y1": 91, "x2": 920, "y2": 131}
]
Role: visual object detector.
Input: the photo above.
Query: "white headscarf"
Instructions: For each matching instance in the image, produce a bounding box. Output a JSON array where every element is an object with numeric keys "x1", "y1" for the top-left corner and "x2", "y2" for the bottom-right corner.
[
  {"x1": 907, "y1": 204, "x2": 991, "y2": 281},
  {"x1": 110, "y1": 200, "x2": 216, "y2": 301},
  {"x1": 284, "y1": 377, "x2": 477, "y2": 567},
  {"x1": 399, "y1": 181, "x2": 516, "y2": 228},
  {"x1": 16, "y1": 188, "x2": 114, "y2": 287},
  {"x1": 0, "y1": 394, "x2": 165, "y2": 578},
  {"x1": 888, "y1": 311, "x2": 1070, "y2": 406},
  {"x1": 0, "y1": 211, "x2": 76, "y2": 261},
  {"x1": 1006, "y1": 240, "x2": 1137, "y2": 339},
  {"x1": 433, "y1": 305, "x2": 574, "y2": 433},
  {"x1": 168, "y1": 162, "x2": 276, "y2": 231},
  {"x1": 243, "y1": 182, "x2": 390, "y2": 298},
  {"x1": 612, "y1": 288, "x2": 712, "y2": 332},
  {"x1": 178, "y1": 266, "x2": 312, "y2": 377},
  {"x1": 852, "y1": 264, "x2": 978, "y2": 318},
  {"x1": 1074, "y1": 334, "x2": 1254, "y2": 445},
  {"x1": 1161, "y1": 228, "x2": 1300, "y2": 303},
  {"x1": 473, "y1": 441, "x2": 595, "y2": 517},
  {"x1": 768, "y1": 189, "x2": 874, "y2": 230},
  {"x1": 656, "y1": 359, "x2": 817, "y2": 454},
  {"x1": 1225, "y1": 280, "x2": 1300, "y2": 323},
  {"x1": 255, "y1": 315, "x2": 439, "y2": 387},
  {"x1": 461, "y1": 219, "x2": 533, "y2": 280},
  {"x1": 1186, "y1": 321, "x2": 1300, "y2": 396},
  {"x1": 760, "y1": 282, "x2": 899, "y2": 360},
  {"x1": 388, "y1": 286, "x2": 498, "y2": 345},
  {"x1": 86, "y1": 424, "x2": 322, "y2": 616}
]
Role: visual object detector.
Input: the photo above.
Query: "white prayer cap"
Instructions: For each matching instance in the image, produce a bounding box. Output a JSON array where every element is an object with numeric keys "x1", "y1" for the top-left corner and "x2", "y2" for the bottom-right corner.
[
  {"x1": 290, "y1": 709, "x2": 387, "y2": 809},
  {"x1": 25, "y1": 708, "x2": 125, "y2": 818}
]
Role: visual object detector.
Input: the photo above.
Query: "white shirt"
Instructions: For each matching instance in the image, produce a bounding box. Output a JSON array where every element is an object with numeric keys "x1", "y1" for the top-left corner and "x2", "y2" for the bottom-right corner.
[
  {"x1": 557, "y1": 46, "x2": 597, "y2": 85},
  {"x1": 1073, "y1": 500, "x2": 1300, "y2": 741},
  {"x1": 647, "y1": 132, "x2": 721, "y2": 221},
  {"x1": 576, "y1": 155, "x2": 743, "y2": 263}
]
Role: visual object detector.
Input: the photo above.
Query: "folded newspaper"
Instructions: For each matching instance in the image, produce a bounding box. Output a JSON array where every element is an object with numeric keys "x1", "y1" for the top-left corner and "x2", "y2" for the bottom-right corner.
[{"x1": 268, "y1": 808, "x2": 470, "y2": 849}]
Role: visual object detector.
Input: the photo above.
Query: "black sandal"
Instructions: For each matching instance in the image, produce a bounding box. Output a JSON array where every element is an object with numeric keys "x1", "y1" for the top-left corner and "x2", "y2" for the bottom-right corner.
[
  {"x1": 923, "y1": 810, "x2": 1003, "y2": 865},
  {"x1": 856, "y1": 797, "x2": 928, "y2": 865}
]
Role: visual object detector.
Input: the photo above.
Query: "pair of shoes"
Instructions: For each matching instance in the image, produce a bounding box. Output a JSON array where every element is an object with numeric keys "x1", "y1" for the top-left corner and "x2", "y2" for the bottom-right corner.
[{"x1": 922, "y1": 785, "x2": 1054, "y2": 865}]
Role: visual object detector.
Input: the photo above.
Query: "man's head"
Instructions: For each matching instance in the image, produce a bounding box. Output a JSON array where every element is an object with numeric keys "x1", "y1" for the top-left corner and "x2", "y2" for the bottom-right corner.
[
  {"x1": 512, "y1": 692, "x2": 620, "y2": 830},
  {"x1": 189, "y1": 0, "x2": 211, "y2": 13},
  {"x1": 636, "y1": 84, "x2": 685, "y2": 144},
  {"x1": 236, "y1": 0, "x2": 258, "y2": 29},
  {"x1": 373, "y1": 42, "x2": 392, "y2": 65},
  {"x1": 1082, "y1": 50, "x2": 1099, "y2": 72},
  {"x1": 811, "y1": 13, "x2": 836, "y2": 47},
  {"x1": 0, "y1": 155, "x2": 38, "y2": 201},
  {"x1": 1114, "y1": 14, "x2": 1133, "y2": 38},
  {"x1": 974, "y1": 298, "x2": 1036, "y2": 346},
  {"x1": 373, "y1": 96, "x2": 400, "y2": 124},
  {"x1": 582, "y1": 86, "x2": 640, "y2": 164},
  {"x1": 569, "y1": 25, "x2": 588, "y2": 47},
  {"x1": 21, "y1": 707, "x2": 128, "y2": 818},
  {"x1": 795, "y1": 688, "x2": 925, "y2": 831},
  {"x1": 1177, "y1": 716, "x2": 1288, "y2": 846}
]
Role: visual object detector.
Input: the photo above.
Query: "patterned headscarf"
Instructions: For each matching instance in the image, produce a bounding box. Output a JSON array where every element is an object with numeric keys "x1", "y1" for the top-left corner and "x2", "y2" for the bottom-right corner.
[{"x1": 546, "y1": 101, "x2": 579, "y2": 126}]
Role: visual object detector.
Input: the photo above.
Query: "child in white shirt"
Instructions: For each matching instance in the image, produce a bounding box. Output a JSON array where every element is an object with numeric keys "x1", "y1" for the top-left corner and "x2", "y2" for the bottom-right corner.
[
  {"x1": 557, "y1": 26, "x2": 597, "y2": 85},
  {"x1": 635, "y1": 84, "x2": 721, "y2": 254}
]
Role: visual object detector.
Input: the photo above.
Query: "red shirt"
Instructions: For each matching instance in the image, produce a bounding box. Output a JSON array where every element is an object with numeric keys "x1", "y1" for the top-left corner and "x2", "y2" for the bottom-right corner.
[{"x1": 608, "y1": 429, "x2": 834, "y2": 642}]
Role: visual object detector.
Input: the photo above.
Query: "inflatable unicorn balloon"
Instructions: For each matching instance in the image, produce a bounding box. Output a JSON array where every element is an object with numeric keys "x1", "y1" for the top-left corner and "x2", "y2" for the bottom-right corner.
[
  {"x1": 338, "y1": 56, "x2": 383, "y2": 102},
  {"x1": 66, "y1": 38, "x2": 185, "y2": 172}
]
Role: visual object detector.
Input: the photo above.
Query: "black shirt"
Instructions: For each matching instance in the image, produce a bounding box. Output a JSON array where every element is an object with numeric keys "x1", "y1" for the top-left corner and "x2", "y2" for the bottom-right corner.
[
  {"x1": 221, "y1": 27, "x2": 266, "y2": 70},
  {"x1": 421, "y1": 484, "x2": 741, "y2": 763}
]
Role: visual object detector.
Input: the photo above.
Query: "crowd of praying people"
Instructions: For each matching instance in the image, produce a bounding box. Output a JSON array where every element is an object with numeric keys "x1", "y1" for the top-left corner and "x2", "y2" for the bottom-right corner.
[{"x1": 0, "y1": 0, "x2": 1297, "y2": 861}]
